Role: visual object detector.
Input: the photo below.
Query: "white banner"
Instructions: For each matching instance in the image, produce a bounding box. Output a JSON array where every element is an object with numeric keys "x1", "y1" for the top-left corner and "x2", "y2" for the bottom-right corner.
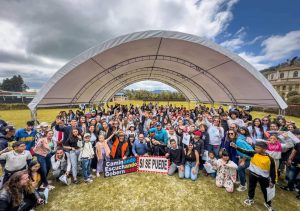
[{"x1": 138, "y1": 156, "x2": 170, "y2": 174}]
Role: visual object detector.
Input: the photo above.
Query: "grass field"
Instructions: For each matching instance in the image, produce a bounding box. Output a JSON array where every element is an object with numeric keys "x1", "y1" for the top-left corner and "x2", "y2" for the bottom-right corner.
[{"x1": 0, "y1": 101, "x2": 300, "y2": 210}]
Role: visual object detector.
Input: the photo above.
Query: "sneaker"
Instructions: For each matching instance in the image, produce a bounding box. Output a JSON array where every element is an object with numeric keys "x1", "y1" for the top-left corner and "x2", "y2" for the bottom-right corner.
[
  {"x1": 47, "y1": 185, "x2": 55, "y2": 191},
  {"x1": 237, "y1": 185, "x2": 247, "y2": 192},
  {"x1": 92, "y1": 169, "x2": 96, "y2": 172},
  {"x1": 244, "y1": 198, "x2": 254, "y2": 206},
  {"x1": 296, "y1": 195, "x2": 300, "y2": 200},
  {"x1": 73, "y1": 179, "x2": 79, "y2": 184},
  {"x1": 264, "y1": 202, "x2": 275, "y2": 211},
  {"x1": 235, "y1": 181, "x2": 240, "y2": 185},
  {"x1": 89, "y1": 175, "x2": 96, "y2": 179},
  {"x1": 280, "y1": 186, "x2": 294, "y2": 191},
  {"x1": 84, "y1": 178, "x2": 93, "y2": 183},
  {"x1": 96, "y1": 173, "x2": 100, "y2": 177}
]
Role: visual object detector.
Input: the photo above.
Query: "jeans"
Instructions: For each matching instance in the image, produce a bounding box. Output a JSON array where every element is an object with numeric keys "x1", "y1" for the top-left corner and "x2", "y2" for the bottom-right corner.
[
  {"x1": 69, "y1": 150, "x2": 80, "y2": 180},
  {"x1": 168, "y1": 163, "x2": 184, "y2": 179},
  {"x1": 287, "y1": 165, "x2": 300, "y2": 192},
  {"x1": 207, "y1": 144, "x2": 221, "y2": 158},
  {"x1": 81, "y1": 159, "x2": 91, "y2": 180},
  {"x1": 36, "y1": 154, "x2": 52, "y2": 186},
  {"x1": 237, "y1": 159, "x2": 250, "y2": 186},
  {"x1": 185, "y1": 161, "x2": 199, "y2": 181}
]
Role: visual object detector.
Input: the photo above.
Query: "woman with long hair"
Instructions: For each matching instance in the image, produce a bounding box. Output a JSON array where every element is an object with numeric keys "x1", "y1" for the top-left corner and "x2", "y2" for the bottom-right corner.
[
  {"x1": 184, "y1": 143, "x2": 200, "y2": 181},
  {"x1": 63, "y1": 128, "x2": 82, "y2": 184},
  {"x1": 0, "y1": 170, "x2": 44, "y2": 210},
  {"x1": 207, "y1": 117, "x2": 224, "y2": 158},
  {"x1": 248, "y1": 118, "x2": 265, "y2": 144},
  {"x1": 220, "y1": 129, "x2": 238, "y2": 164},
  {"x1": 34, "y1": 129, "x2": 56, "y2": 190}
]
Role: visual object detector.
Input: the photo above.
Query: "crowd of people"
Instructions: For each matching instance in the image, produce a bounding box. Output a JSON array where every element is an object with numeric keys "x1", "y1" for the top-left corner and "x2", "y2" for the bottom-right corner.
[{"x1": 0, "y1": 103, "x2": 300, "y2": 210}]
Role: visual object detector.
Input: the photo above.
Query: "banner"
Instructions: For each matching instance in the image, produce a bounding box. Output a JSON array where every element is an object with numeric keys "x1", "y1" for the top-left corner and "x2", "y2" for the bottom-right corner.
[
  {"x1": 138, "y1": 156, "x2": 170, "y2": 174},
  {"x1": 104, "y1": 157, "x2": 137, "y2": 177}
]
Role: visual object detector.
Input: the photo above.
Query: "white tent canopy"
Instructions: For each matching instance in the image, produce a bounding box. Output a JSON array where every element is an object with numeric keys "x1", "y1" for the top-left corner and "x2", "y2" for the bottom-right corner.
[{"x1": 28, "y1": 30, "x2": 287, "y2": 111}]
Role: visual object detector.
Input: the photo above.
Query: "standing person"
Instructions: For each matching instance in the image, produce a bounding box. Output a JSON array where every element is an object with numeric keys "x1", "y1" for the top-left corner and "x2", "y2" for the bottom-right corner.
[
  {"x1": 0, "y1": 126, "x2": 15, "y2": 169},
  {"x1": 184, "y1": 143, "x2": 200, "y2": 181},
  {"x1": 148, "y1": 122, "x2": 168, "y2": 145},
  {"x1": 0, "y1": 142, "x2": 32, "y2": 184},
  {"x1": 212, "y1": 151, "x2": 238, "y2": 193},
  {"x1": 207, "y1": 118, "x2": 224, "y2": 158},
  {"x1": 248, "y1": 118, "x2": 265, "y2": 144},
  {"x1": 34, "y1": 122, "x2": 49, "y2": 145},
  {"x1": 132, "y1": 133, "x2": 148, "y2": 156},
  {"x1": 166, "y1": 139, "x2": 185, "y2": 179},
  {"x1": 110, "y1": 131, "x2": 130, "y2": 160},
  {"x1": 95, "y1": 134, "x2": 111, "y2": 177},
  {"x1": 230, "y1": 141, "x2": 276, "y2": 211},
  {"x1": 220, "y1": 129, "x2": 238, "y2": 164},
  {"x1": 0, "y1": 170, "x2": 44, "y2": 211},
  {"x1": 227, "y1": 110, "x2": 244, "y2": 128},
  {"x1": 33, "y1": 129, "x2": 56, "y2": 190},
  {"x1": 167, "y1": 127, "x2": 181, "y2": 148},
  {"x1": 63, "y1": 128, "x2": 82, "y2": 184},
  {"x1": 79, "y1": 133, "x2": 94, "y2": 183},
  {"x1": 191, "y1": 131, "x2": 204, "y2": 159},
  {"x1": 55, "y1": 118, "x2": 81, "y2": 145},
  {"x1": 15, "y1": 120, "x2": 37, "y2": 152},
  {"x1": 265, "y1": 134, "x2": 282, "y2": 172},
  {"x1": 51, "y1": 148, "x2": 71, "y2": 181}
]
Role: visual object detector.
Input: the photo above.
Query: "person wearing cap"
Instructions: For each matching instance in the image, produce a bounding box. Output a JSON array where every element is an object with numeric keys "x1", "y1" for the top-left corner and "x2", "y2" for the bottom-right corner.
[
  {"x1": 15, "y1": 120, "x2": 37, "y2": 151},
  {"x1": 78, "y1": 133, "x2": 94, "y2": 183},
  {"x1": 34, "y1": 122, "x2": 49, "y2": 146},
  {"x1": 148, "y1": 122, "x2": 168, "y2": 145},
  {"x1": 191, "y1": 131, "x2": 204, "y2": 158},
  {"x1": 281, "y1": 128, "x2": 300, "y2": 199},
  {"x1": 0, "y1": 126, "x2": 15, "y2": 169},
  {"x1": 230, "y1": 141, "x2": 276, "y2": 210},
  {"x1": 0, "y1": 141, "x2": 32, "y2": 184},
  {"x1": 110, "y1": 131, "x2": 129, "y2": 159}
]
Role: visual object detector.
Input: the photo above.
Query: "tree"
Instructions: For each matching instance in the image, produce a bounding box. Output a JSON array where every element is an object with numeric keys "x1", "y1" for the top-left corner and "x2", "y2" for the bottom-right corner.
[
  {"x1": 287, "y1": 95, "x2": 300, "y2": 104},
  {"x1": 287, "y1": 91, "x2": 299, "y2": 98},
  {"x1": 0, "y1": 75, "x2": 29, "y2": 92}
]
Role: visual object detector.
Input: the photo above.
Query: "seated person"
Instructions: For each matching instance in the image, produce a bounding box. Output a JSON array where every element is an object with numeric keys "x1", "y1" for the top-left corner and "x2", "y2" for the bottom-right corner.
[
  {"x1": 132, "y1": 133, "x2": 148, "y2": 156},
  {"x1": 51, "y1": 148, "x2": 71, "y2": 181}
]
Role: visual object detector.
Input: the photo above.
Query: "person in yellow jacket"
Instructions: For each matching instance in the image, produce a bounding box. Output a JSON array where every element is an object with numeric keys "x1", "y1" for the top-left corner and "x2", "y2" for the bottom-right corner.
[{"x1": 230, "y1": 141, "x2": 276, "y2": 211}]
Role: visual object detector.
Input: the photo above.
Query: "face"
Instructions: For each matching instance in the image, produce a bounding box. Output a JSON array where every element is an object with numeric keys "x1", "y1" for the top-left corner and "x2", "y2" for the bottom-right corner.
[
  {"x1": 207, "y1": 116, "x2": 213, "y2": 122},
  {"x1": 72, "y1": 129, "x2": 79, "y2": 136},
  {"x1": 221, "y1": 115, "x2": 228, "y2": 120},
  {"x1": 89, "y1": 125, "x2": 95, "y2": 132},
  {"x1": 231, "y1": 114, "x2": 237, "y2": 119},
  {"x1": 26, "y1": 124, "x2": 33, "y2": 131},
  {"x1": 213, "y1": 119, "x2": 220, "y2": 126},
  {"x1": 84, "y1": 136, "x2": 90, "y2": 142},
  {"x1": 222, "y1": 155, "x2": 229, "y2": 162},
  {"x1": 169, "y1": 129, "x2": 174, "y2": 135},
  {"x1": 41, "y1": 126, "x2": 48, "y2": 132},
  {"x1": 254, "y1": 119, "x2": 261, "y2": 127},
  {"x1": 138, "y1": 134, "x2": 144, "y2": 141},
  {"x1": 255, "y1": 146, "x2": 264, "y2": 154},
  {"x1": 268, "y1": 136, "x2": 277, "y2": 144},
  {"x1": 170, "y1": 141, "x2": 177, "y2": 149},
  {"x1": 287, "y1": 125, "x2": 294, "y2": 131},
  {"x1": 262, "y1": 118, "x2": 269, "y2": 125},
  {"x1": 208, "y1": 152, "x2": 215, "y2": 159},
  {"x1": 230, "y1": 124, "x2": 237, "y2": 130},
  {"x1": 46, "y1": 131, "x2": 54, "y2": 139},
  {"x1": 119, "y1": 135, "x2": 125, "y2": 142},
  {"x1": 31, "y1": 163, "x2": 40, "y2": 172},
  {"x1": 15, "y1": 144, "x2": 26, "y2": 152},
  {"x1": 56, "y1": 150, "x2": 64, "y2": 158},
  {"x1": 19, "y1": 173, "x2": 30, "y2": 187},
  {"x1": 270, "y1": 124, "x2": 278, "y2": 131},
  {"x1": 199, "y1": 125, "x2": 205, "y2": 132},
  {"x1": 156, "y1": 125, "x2": 161, "y2": 130},
  {"x1": 239, "y1": 129, "x2": 245, "y2": 134},
  {"x1": 228, "y1": 130, "x2": 235, "y2": 139},
  {"x1": 188, "y1": 143, "x2": 193, "y2": 149},
  {"x1": 80, "y1": 116, "x2": 86, "y2": 123},
  {"x1": 103, "y1": 122, "x2": 108, "y2": 128},
  {"x1": 71, "y1": 120, "x2": 77, "y2": 127}
]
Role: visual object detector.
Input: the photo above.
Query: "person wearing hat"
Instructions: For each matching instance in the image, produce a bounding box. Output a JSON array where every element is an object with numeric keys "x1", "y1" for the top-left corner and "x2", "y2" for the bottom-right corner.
[
  {"x1": 15, "y1": 120, "x2": 37, "y2": 151},
  {"x1": 0, "y1": 126, "x2": 15, "y2": 170},
  {"x1": 110, "y1": 131, "x2": 129, "y2": 159},
  {"x1": 78, "y1": 133, "x2": 94, "y2": 183},
  {"x1": 230, "y1": 141, "x2": 276, "y2": 210},
  {"x1": 34, "y1": 122, "x2": 49, "y2": 146},
  {"x1": 191, "y1": 131, "x2": 204, "y2": 158},
  {"x1": 0, "y1": 141, "x2": 32, "y2": 184},
  {"x1": 148, "y1": 122, "x2": 168, "y2": 145},
  {"x1": 280, "y1": 128, "x2": 300, "y2": 199}
]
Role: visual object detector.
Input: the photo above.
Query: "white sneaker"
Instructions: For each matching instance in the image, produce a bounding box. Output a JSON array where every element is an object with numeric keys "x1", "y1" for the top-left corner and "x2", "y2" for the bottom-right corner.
[
  {"x1": 235, "y1": 181, "x2": 240, "y2": 185},
  {"x1": 84, "y1": 178, "x2": 93, "y2": 183},
  {"x1": 264, "y1": 203, "x2": 275, "y2": 211},
  {"x1": 89, "y1": 175, "x2": 96, "y2": 179},
  {"x1": 244, "y1": 198, "x2": 254, "y2": 206},
  {"x1": 96, "y1": 173, "x2": 100, "y2": 177},
  {"x1": 92, "y1": 169, "x2": 96, "y2": 172},
  {"x1": 237, "y1": 185, "x2": 247, "y2": 192}
]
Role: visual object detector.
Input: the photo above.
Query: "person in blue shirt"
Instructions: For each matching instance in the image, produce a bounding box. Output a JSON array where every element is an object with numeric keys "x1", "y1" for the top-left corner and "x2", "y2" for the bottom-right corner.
[
  {"x1": 148, "y1": 122, "x2": 168, "y2": 145},
  {"x1": 132, "y1": 133, "x2": 148, "y2": 156},
  {"x1": 15, "y1": 120, "x2": 37, "y2": 151}
]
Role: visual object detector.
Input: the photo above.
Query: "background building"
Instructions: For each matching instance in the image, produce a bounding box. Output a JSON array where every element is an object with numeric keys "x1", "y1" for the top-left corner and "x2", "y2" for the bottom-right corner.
[
  {"x1": 261, "y1": 57, "x2": 300, "y2": 100},
  {"x1": 0, "y1": 90, "x2": 36, "y2": 104},
  {"x1": 111, "y1": 92, "x2": 128, "y2": 102}
]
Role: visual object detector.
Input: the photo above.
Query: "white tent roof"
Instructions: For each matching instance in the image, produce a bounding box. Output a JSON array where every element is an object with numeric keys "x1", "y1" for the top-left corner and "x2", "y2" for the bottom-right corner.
[{"x1": 28, "y1": 30, "x2": 287, "y2": 111}]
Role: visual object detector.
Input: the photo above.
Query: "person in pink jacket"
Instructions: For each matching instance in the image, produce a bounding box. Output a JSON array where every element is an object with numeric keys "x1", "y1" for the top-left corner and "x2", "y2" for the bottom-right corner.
[
  {"x1": 266, "y1": 134, "x2": 282, "y2": 171},
  {"x1": 95, "y1": 134, "x2": 112, "y2": 177}
]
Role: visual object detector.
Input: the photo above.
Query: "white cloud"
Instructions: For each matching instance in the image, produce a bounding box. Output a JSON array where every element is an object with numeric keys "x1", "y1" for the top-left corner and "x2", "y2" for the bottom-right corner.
[
  {"x1": 238, "y1": 52, "x2": 271, "y2": 70},
  {"x1": 220, "y1": 26, "x2": 245, "y2": 51}
]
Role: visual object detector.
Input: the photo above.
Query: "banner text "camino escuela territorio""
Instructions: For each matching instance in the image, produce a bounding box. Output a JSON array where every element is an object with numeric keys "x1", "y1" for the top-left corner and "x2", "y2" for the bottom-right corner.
[{"x1": 104, "y1": 157, "x2": 137, "y2": 177}]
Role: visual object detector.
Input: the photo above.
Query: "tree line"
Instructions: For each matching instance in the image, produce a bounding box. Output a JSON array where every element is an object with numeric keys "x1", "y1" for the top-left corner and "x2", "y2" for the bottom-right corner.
[
  {"x1": 123, "y1": 89, "x2": 186, "y2": 101},
  {"x1": 0, "y1": 75, "x2": 29, "y2": 92}
]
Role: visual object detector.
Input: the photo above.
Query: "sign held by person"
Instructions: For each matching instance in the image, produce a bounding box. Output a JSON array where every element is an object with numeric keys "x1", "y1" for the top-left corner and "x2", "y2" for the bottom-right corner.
[
  {"x1": 138, "y1": 156, "x2": 170, "y2": 174},
  {"x1": 104, "y1": 157, "x2": 137, "y2": 177}
]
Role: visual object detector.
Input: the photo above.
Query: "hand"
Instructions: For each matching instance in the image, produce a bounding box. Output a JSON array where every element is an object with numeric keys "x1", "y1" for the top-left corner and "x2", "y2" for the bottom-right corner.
[
  {"x1": 192, "y1": 168, "x2": 196, "y2": 175},
  {"x1": 287, "y1": 159, "x2": 292, "y2": 166},
  {"x1": 297, "y1": 164, "x2": 300, "y2": 168},
  {"x1": 56, "y1": 118, "x2": 61, "y2": 124},
  {"x1": 37, "y1": 198, "x2": 44, "y2": 205},
  {"x1": 179, "y1": 165, "x2": 184, "y2": 172},
  {"x1": 239, "y1": 160, "x2": 245, "y2": 167},
  {"x1": 282, "y1": 132, "x2": 289, "y2": 138},
  {"x1": 230, "y1": 142, "x2": 237, "y2": 148},
  {"x1": 122, "y1": 156, "x2": 127, "y2": 160},
  {"x1": 165, "y1": 153, "x2": 170, "y2": 158},
  {"x1": 65, "y1": 171, "x2": 69, "y2": 176},
  {"x1": 269, "y1": 182, "x2": 274, "y2": 188}
]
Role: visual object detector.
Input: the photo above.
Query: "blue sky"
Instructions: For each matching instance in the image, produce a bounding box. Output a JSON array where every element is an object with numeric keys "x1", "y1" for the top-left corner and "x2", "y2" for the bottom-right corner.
[{"x1": 0, "y1": 0, "x2": 299, "y2": 91}]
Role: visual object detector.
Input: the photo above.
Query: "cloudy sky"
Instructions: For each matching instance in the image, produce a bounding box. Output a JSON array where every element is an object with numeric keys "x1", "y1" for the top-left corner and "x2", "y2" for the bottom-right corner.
[{"x1": 0, "y1": 0, "x2": 299, "y2": 91}]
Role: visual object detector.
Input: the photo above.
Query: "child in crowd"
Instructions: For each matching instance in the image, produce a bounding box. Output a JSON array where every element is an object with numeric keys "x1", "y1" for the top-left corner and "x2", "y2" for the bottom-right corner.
[
  {"x1": 79, "y1": 133, "x2": 95, "y2": 183},
  {"x1": 266, "y1": 134, "x2": 282, "y2": 172},
  {"x1": 95, "y1": 134, "x2": 111, "y2": 177},
  {"x1": 204, "y1": 151, "x2": 217, "y2": 178},
  {"x1": 212, "y1": 150, "x2": 238, "y2": 193}
]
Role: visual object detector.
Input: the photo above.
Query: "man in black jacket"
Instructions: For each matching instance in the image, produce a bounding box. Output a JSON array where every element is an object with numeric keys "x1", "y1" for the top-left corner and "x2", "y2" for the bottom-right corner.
[
  {"x1": 166, "y1": 139, "x2": 185, "y2": 178},
  {"x1": 55, "y1": 118, "x2": 82, "y2": 145}
]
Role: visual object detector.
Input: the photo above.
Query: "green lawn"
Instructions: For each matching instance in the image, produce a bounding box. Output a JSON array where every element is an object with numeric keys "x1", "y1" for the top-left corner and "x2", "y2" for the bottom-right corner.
[{"x1": 1, "y1": 103, "x2": 300, "y2": 210}]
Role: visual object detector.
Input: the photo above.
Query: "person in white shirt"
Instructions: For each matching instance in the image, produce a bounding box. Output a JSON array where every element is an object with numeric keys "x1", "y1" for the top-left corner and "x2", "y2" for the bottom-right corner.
[
  {"x1": 227, "y1": 110, "x2": 244, "y2": 128},
  {"x1": 79, "y1": 133, "x2": 95, "y2": 183}
]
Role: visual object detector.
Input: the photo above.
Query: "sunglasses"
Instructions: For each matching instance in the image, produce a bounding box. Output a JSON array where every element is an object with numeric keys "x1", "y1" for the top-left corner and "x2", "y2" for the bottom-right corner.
[
  {"x1": 228, "y1": 133, "x2": 235, "y2": 135},
  {"x1": 262, "y1": 120, "x2": 268, "y2": 122}
]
